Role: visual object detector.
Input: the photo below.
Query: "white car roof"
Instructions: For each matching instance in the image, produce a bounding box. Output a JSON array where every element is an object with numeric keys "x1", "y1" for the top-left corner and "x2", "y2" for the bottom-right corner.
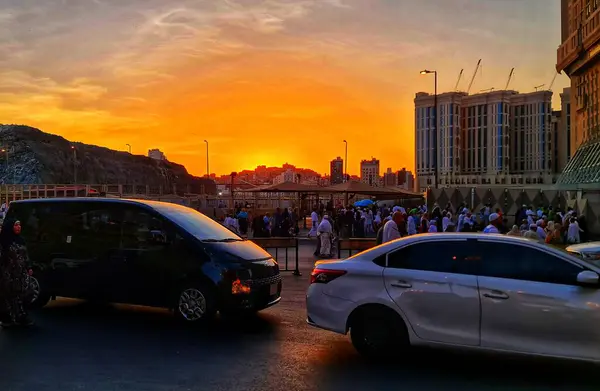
[{"x1": 351, "y1": 233, "x2": 578, "y2": 263}]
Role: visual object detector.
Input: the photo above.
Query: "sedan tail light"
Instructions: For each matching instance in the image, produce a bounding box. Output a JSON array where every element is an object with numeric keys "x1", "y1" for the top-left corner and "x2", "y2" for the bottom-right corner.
[{"x1": 310, "y1": 268, "x2": 347, "y2": 284}]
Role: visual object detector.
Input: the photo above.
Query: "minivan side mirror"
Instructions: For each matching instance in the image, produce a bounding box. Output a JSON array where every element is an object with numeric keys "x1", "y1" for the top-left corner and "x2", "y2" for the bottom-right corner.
[{"x1": 576, "y1": 270, "x2": 599, "y2": 286}]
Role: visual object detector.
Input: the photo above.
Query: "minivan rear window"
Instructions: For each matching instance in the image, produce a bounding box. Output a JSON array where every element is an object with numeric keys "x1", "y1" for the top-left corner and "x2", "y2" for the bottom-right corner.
[{"x1": 150, "y1": 202, "x2": 242, "y2": 241}]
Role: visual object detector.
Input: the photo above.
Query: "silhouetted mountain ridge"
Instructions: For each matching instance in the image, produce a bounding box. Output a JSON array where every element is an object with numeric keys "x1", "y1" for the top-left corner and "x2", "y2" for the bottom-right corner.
[{"x1": 0, "y1": 125, "x2": 216, "y2": 194}]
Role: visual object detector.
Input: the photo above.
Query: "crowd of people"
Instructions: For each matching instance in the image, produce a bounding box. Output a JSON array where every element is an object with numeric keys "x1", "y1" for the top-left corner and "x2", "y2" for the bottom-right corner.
[
  {"x1": 305, "y1": 202, "x2": 589, "y2": 248},
  {"x1": 221, "y1": 201, "x2": 591, "y2": 258}
]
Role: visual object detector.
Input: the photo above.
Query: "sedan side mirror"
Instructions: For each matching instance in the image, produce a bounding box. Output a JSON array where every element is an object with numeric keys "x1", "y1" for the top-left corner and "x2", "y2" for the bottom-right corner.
[{"x1": 577, "y1": 270, "x2": 599, "y2": 286}]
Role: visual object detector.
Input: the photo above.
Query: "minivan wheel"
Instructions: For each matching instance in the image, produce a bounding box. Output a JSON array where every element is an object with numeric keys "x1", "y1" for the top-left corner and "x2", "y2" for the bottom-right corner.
[
  {"x1": 175, "y1": 285, "x2": 216, "y2": 323},
  {"x1": 27, "y1": 276, "x2": 51, "y2": 309},
  {"x1": 350, "y1": 307, "x2": 409, "y2": 360}
]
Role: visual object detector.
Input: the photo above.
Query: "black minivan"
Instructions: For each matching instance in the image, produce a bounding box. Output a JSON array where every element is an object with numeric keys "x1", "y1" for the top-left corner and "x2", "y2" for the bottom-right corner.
[{"x1": 6, "y1": 198, "x2": 282, "y2": 322}]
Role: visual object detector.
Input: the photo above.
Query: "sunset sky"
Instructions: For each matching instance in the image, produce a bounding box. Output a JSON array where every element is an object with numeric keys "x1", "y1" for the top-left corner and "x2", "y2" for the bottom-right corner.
[{"x1": 0, "y1": 0, "x2": 568, "y2": 176}]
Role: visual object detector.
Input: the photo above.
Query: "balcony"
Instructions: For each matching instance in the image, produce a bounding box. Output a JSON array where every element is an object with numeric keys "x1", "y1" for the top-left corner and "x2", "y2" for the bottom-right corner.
[
  {"x1": 557, "y1": 8, "x2": 600, "y2": 73},
  {"x1": 557, "y1": 31, "x2": 581, "y2": 73}
]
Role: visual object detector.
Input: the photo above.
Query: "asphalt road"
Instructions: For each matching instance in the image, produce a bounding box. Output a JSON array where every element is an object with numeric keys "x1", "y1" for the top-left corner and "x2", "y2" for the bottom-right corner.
[{"x1": 1, "y1": 243, "x2": 599, "y2": 391}]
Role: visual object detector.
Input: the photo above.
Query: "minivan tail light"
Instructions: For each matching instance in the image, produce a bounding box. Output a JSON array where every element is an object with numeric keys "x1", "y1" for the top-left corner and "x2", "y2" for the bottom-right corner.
[{"x1": 310, "y1": 268, "x2": 347, "y2": 284}]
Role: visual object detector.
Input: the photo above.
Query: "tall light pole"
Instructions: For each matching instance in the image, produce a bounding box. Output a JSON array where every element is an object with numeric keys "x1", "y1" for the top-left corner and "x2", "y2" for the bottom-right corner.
[
  {"x1": 204, "y1": 140, "x2": 209, "y2": 178},
  {"x1": 71, "y1": 145, "x2": 77, "y2": 184},
  {"x1": 343, "y1": 139, "x2": 348, "y2": 182},
  {"x1": 420, "y1": 69, "x2": 438, "y2": 189},
  {"x1": 1, "y1": 147, "x2": 9, "y2": 183},
  {"x1": 126, "y1": 143, "x2": 131, "y2": 154}
]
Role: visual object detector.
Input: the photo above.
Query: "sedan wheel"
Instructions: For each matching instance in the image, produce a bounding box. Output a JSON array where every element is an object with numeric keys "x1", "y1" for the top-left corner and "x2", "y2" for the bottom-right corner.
[
  {"x1": 178, "y1": 288, "x2": 208, "y2": 322},
  {"x1": 350, "y1": 308, "x2": 408, "y2": 359}
]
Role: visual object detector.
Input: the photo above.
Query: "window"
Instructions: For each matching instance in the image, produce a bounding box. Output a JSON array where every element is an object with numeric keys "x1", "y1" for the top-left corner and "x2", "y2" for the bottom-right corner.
[
  {"x1": 478, "y1": 242, "x2": 583, "y2": 286},
  {"x1": 152, "y1": 202, "x2": 241, "y2": 241},
  {"x1": 120, "y1": 206, "x2": 172, "y2": 249},
  {"x1": 387, "y1": 240, "x2": 481, "y2": 275}
]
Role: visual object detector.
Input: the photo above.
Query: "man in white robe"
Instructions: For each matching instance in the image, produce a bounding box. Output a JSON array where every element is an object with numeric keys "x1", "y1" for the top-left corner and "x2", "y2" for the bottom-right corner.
[{"x1": 317, "y1": 215, "x2": 333, "y2": 257}]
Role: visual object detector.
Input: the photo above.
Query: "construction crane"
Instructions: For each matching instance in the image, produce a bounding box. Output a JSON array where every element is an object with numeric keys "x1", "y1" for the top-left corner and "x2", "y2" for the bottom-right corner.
[
  {"x1": 534, "y1": 84, "x2": 545, "y2": 92},
  {"x1": 480, "y1": 88, "x2": 495, "y2": 93},
  {"x1": 548, "y1": 71, "x2": 560, "y2": 91},
  {"x1": 454, "y1": 69, "x2": 464, "y2": 92},
  {"x1": 467, "y1": 59, "x2": 482, "y2": 94},
  {"x1": 504, "y1": 68, "x2": 515, "y2": 90}
]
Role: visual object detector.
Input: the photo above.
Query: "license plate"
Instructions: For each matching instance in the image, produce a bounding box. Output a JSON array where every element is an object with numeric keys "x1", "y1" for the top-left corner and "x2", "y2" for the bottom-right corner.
[{"x1": 270, "y1": 283, "x2": 279, "y2": 296}]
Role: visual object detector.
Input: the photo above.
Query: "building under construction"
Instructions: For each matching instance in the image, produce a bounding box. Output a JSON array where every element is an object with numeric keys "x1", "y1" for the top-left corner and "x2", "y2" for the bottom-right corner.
[{"x1": 414, "y1": 87, "x2": 561, "y2": 192}]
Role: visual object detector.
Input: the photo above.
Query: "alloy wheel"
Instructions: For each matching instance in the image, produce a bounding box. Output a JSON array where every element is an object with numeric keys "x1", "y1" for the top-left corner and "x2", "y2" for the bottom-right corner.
[{"x1": 178, "y1": 288, "x2": 207, "y2": 321}]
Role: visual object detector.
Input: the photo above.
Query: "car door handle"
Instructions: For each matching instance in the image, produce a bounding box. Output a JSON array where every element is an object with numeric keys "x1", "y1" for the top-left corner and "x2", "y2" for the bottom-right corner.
[
  {"x1": 483, "y1": 291, "x2": 509, "y2": 300},
  {"x1": 391, "y1": 281, "x2": 412, "y2": 288}
]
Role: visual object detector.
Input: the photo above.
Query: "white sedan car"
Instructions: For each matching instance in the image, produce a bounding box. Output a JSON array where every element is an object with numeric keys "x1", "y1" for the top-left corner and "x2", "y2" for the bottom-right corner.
[{"x1": 306, "y1": 233, "x2": 600, "y2": 362}]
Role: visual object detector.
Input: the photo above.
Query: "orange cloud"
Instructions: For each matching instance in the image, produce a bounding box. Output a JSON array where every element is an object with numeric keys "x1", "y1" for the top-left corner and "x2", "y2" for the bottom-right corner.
[{"x1": 0, "y1": 0, "x2": 568, "y2": 178}]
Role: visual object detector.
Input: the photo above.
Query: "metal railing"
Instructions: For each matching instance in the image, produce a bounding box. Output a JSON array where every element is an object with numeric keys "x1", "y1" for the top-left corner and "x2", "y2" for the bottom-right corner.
[
  {"x1": 250, "y1": 237, "x2": 301, "y2": 276},
  {"x1": 337, "y1": 238, "x2": 378, "y2": 258}
]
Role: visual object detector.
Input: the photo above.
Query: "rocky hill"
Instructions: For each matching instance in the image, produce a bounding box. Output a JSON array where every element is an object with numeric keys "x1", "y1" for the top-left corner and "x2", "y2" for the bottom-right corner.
[{"x1": 0, "y1": 125, "x2": 216, "y2": 194}]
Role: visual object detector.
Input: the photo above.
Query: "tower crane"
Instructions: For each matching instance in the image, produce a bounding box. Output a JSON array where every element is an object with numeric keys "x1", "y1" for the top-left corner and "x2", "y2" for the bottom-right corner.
[
  {"x1": 467, "y1": 59, "x2": 482, "y2": 94},
  {"x1": 534, "y1": 84, "x2": 545, "y2": 92},
  {"x1": 480, "y1": 88, "x2": 495, "y2": 93},
  {"x1": 548, "y1": 71, "x2": 560, "y2": 91},
  {"x1": 454, "y1": 69, "x2": 464, "y2": 92},
  {"x1": 504, "y1": 68, "x2": 515, "y2": 90}
]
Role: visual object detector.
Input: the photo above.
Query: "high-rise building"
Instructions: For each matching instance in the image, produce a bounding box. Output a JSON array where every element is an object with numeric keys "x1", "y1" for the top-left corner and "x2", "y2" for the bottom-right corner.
[
  {"x1": 552, "y1": 110, "x2": 562, "y2": 174},
  {"x1": 383, "y1": 168, "x2": 397, "y2": 187},
  {"x1": 396, "y1": 168, "x2": 415, "y2": 190},
  {"x1": 461, "y1": 90, "x2": 513, "y2": 177},
  {"x1": 556, "y1": 1, "x2": 600, "y2": 185},
  {"x1": 414, "y1": 89, "x2": 557, "y2": 191},
  {"x1": 415, "y1": 92, "x2": 467, "y2": 187},
  {"x1": 558, "y1": 88, "x2": 573, "y2": 172},
  {"x1": 360, "y1": 158, "x2": 380, "y2": 186},
  {"x1": 509, "y1": 91, "x2": 554, "y2": 178},
  {"x1": 330, "y1": 157, "x2": 344, "y2": 185}
]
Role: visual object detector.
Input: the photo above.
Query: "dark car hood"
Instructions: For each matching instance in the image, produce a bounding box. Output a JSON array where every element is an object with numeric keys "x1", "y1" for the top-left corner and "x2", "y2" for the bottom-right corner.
[{"x1": 202, "y1": 240, "x2": 272, "y2": 262}]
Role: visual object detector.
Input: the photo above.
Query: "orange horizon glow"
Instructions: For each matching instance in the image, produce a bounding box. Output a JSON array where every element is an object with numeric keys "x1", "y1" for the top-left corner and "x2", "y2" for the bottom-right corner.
[{"x1": 0, "y1": 0, "x2": 568, "y2": 177}]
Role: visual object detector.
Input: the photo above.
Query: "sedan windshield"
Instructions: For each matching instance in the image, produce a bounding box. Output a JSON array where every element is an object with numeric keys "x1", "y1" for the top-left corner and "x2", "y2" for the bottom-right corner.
[{"x1": 150, "y1": 202, "x2": 242, "y2": 241}]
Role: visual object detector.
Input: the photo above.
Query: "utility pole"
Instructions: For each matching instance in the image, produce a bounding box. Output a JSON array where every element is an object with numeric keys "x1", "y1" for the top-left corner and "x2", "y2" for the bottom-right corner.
[
  {"x1": 204, "y1": 140, "x2": 209, "y2": 178},
  {"x1": 343, "y1": 140, "x2": 348, "y2": 182},
  {"x1": 71, "y1": 145, "x2": 77, "y2": 184}
]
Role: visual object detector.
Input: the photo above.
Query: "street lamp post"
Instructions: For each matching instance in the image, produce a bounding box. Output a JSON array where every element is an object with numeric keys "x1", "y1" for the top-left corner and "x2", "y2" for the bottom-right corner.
[
  {"x1": 1, "y1": 148, "x2": 7, "y2": 179},
  {"x1": 71, "y1": 145, "x2": 77, "y2": 184},
  {"x1": 204, "y1": 140, "x2": 209, "y2": 178},
  {"x1": 343, "y1": 140, "x2": 348, "y2": 182},
  {"x1": 420, "y1": 69, "x2": 438, "y2": 189},
  {"x1": 1, "y1": 148, "x2": 7, "y2": 203}
]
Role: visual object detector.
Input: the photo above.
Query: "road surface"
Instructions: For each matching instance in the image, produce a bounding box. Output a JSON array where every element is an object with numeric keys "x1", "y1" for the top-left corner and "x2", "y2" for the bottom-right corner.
[{"x1": 1, "y1": 243, "x2": 598, "y2": 391}]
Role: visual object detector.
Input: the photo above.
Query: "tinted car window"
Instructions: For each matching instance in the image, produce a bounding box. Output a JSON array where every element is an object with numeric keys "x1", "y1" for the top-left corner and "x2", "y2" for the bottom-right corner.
[
  {"x1": 121, "y1": 206, "x2": 177, "y2": 249},
  {"x1": 479, "y1": 242, "x2": 583, "y2": 285},
  {"x1": 387, "y1": 240, "x2": 481, "y2": 274},
  {"x1": 150, "y1": 202, "x2": 241, "y2": 241}
]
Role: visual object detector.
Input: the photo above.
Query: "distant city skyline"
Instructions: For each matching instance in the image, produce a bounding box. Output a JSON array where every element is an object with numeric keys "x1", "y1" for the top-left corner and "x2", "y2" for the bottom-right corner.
[{"x1": 0, "y1": 0, "x2": 567, "y2": 176}]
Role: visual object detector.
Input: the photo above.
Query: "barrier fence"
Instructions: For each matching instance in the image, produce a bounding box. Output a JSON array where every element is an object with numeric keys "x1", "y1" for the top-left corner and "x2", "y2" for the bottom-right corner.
[
  {"x1": 337, "y1": 238, "x2": 378, "y2": 258},
  {"x1": 250, "y1": 237, "x2": 301, "y2": 276}
]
